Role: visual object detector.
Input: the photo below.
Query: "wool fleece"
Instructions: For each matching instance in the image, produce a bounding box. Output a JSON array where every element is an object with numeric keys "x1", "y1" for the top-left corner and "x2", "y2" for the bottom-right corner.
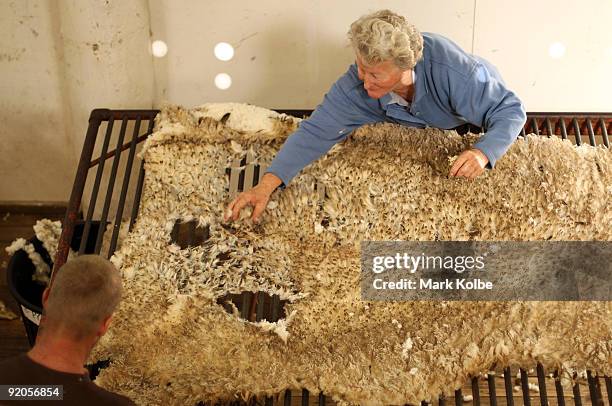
[{"x1": 90, "y1": 104, "x2": 612, "y2": 406}]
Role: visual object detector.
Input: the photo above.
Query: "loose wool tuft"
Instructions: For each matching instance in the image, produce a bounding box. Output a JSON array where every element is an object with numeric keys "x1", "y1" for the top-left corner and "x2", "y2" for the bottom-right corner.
[{"x1": 91, "y1": 104, "x2": 612, "y2": 406}]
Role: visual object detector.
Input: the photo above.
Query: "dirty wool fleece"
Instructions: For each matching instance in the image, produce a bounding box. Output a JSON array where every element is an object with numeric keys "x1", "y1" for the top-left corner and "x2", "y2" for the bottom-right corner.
[{"x1": 91, "y1": 104, "x2": 612, "y2": 406}]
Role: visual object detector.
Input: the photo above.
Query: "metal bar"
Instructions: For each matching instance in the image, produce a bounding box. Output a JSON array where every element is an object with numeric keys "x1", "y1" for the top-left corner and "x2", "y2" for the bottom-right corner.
[
  {"x1": 531, "y1": 118, "x2": 540, "y2": 135},
  {"x1": 471, "y1": 376, "x2": 481, "y2": 406},
  {"x1": 454, "y1": 389, "x2": 462, "y2": 406},
  {"x1": 79, "y1": 118, "x2": 115, "y2": 255},
  {"x1": 520, "y1": 368, "x2": 531, "y2": 406},
  {"x1": 503, "y1": 367, "x2": 514, "y2": 406},
  {"x1": 271, "y1": 294, "x2": 280, "y2": 322},
  {"x1": 318, "y1": 392, "x2": 325, "y2": 406},
  {"x1": 229, "y1": 159, "x2": 241, "y2": 199},
  {"x1": 302, "y1": 389, "x2": 309, "y2": 406},
  {"x1": 244, "y1": 163, "x2": 256, "y2": 192},
  {"x1": 241, "y1": 292, "x2": 251, "y2": 320},
  {"x1": 256, "y1": 292, "x2": 265, "y2": 321},
  {"x1": 545, "y1": 118, "x2": 554, "y2": 137},
  {"x1": 439, "y1": 395, "x2": 446, "y2": 406},
  {"x1": 526, "y1": 112, "x2": 612, "y2": 117},
  {"x1": 587, "y1": 371, "x2": 603, "y2": 406},
  {"x1": 559, "y1": 118, "x2": 568, "y2": 141},
  {"x1": 572, "y1": 118, "x2": 582, "y2": 146},
  {"x1": 87, "y1": 108, "x2": 160, "y2": 121},
  {"x1": 553, "y1": 370, "x2": 566, "y2": 406},
  {"x1": 273, "y1": 109, "x2": 314, "y2": 118},
  {"x1": 586, "y1": 119, "x2": 597, "y2": 146},
  {"x1": 248, "y1": 292, "x2": 258, "y2": 322},
  {"x1": 573, "y1": 375, "x2": 583, "y2": 406},
  {"x1": 275, "y1": 109, "x2": 612, "y2": 131},
  {"x1": 265, "y1": 397, "x2": 273, "y2": 406},
  {"x1": 186, "y1": 220, "x2": 196, "y2": 247},
  {"x1": 108, "y1": 118, "x2": 142, "y2": 256},
  {"x1": 129, "y1": 117, "x2": 155, "y2": 231},
  {"x1": 51, "y1": 110, "x2": 104, "y2": 285},
  {"x1": 89, "y1": 131, "x2": 152, "y2": 167},
  {"x1": 599, "y1": 119, "x2": 610, "y2": 148},
  {"x1": 129, "y1": 162, "x2": 145, "y2": 232},
  {"x1": 605, "y1": 376, "x2": 612, "y2": 406},
  {"x1": 536, "y1": 363, "x2": 549, "y2": 406},
  {"x1": 487, "y1": 373, "x2": 497, "y2": 406},
  {"x1": 244, "y1": 150, "x2": 256, "y2": 191},
  {"x1": 94, "y1": 117, "x2": 129, "y2": 255},
  {"x1": 284, "y1": 390, "x2": 291, "y2": 406}
]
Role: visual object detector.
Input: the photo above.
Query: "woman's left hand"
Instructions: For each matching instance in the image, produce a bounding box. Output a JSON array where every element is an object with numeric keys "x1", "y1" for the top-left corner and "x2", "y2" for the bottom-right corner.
[{"x1": 448, "y1": 148, "x2": 489, "y2": 179}]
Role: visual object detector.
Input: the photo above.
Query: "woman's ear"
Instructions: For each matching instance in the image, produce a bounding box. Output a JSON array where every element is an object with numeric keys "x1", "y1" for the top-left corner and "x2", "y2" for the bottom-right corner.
[
  {"x1": 42, "y1": 287, "x2": 50, "y2": 308},
  {"x1": 400, "y1": 69, "x2": 413, "y2": 86}
]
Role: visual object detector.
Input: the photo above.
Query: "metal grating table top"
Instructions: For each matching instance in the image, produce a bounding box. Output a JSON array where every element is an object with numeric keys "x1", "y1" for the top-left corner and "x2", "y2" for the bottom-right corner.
[{"x1": 50, "y1": 109, "x2": 611, "y2": 406}]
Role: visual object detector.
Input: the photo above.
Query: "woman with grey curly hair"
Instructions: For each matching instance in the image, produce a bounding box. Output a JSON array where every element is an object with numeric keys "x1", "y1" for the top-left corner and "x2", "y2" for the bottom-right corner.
[
  {"x1": 349, "y1": 9, "x2": 424, "y2": 71},
  {"x1": 347, "y1": 10, "x2": 423, "y2": 101},
  {"x1": 227, "y1": 9, "x2": 526, "y2": 224}
]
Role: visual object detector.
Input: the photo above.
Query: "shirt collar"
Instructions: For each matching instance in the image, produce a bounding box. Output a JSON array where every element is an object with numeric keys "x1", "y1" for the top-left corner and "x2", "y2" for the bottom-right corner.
[{"x1": 388, "y1": 92, "x2": 409, "y2": 106}]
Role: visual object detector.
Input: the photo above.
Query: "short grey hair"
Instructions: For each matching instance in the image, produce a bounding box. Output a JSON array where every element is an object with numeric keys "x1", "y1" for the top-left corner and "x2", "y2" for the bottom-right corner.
[
  {"x1": 348, "y1": 9, "x2": 423, "y2": 70},
  {"x1": 45, "y1": 255, "x2": 123, "y2": 339}
]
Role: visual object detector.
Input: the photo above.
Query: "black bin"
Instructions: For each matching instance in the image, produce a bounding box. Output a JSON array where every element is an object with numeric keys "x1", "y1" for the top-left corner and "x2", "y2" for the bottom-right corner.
[{"x1": 6, "y1": 221, "x2": 105, "y2": 347}]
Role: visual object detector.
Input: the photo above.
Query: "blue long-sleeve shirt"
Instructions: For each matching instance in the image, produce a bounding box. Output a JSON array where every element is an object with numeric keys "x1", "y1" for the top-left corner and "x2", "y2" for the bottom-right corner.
[{"x1": 265, "y1": 32, "x2": 527, "y2": 187}]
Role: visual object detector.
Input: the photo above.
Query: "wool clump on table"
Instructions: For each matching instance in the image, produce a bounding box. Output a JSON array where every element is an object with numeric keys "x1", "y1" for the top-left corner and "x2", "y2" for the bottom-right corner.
[{"x1": 90, "y1": 103, "x2": 612, "y2": 406}]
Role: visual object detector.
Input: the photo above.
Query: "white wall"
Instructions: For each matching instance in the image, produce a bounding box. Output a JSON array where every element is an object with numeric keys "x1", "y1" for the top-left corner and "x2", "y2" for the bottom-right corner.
[
  {"x1": 474, "y1": 0, "x2": 612, "y2": 112},
  {"x1": 0, "y1": 0, "x2": 74, "y2": 201},
  {"x1": 149, "y1": 0, "x2": 475, "y2": 108},
  {"x1": 1, "y1": 0, "x2": 611, "y2": 202},
  {"x1": 0, "y1": 0, "x2": 154, "y2": 202},
  {"x1": 57, "y1": 0, "x2": 155, "y2": 166},
  {"x1": 149, "y1": 0, "x2": 612, "y2": 112}
]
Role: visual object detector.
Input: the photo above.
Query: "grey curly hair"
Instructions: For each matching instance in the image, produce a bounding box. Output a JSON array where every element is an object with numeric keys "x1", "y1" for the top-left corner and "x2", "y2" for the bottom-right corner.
[{"x1": 348, "y1": 9, "x2": 423, "y2": 70}]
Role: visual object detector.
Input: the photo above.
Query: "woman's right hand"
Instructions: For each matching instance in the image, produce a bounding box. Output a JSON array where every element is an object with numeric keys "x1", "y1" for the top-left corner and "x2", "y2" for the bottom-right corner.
[{"x1": 224, "y1": 173, "x2": 283, "y2": 224}]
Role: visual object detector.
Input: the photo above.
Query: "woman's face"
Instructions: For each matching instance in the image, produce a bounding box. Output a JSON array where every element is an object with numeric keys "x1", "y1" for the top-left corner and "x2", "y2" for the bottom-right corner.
[{"x1": 355, "y1": 55, "x2": 406, "y2": 99}]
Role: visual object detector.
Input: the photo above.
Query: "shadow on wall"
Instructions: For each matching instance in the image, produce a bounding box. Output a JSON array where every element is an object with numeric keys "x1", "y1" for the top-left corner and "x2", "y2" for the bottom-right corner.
[{"x1": 0, "y1": 109, "x2": 76, "y2": 201}]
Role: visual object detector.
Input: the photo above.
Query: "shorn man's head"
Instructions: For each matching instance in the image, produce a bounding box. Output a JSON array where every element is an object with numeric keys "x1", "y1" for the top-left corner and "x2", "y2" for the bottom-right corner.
[{"x1": 42, "y1": 255, "x2": 123, "y2": 341}]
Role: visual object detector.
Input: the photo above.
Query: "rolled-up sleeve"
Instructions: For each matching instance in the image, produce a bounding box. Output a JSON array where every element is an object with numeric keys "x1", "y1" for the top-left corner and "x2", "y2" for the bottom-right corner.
[
  {"x1": 265, "y1": 67, "x2": 373, "y2": 187},
  {"x1": 452, "y1": 62, "x2": 527, "y2": 168}
]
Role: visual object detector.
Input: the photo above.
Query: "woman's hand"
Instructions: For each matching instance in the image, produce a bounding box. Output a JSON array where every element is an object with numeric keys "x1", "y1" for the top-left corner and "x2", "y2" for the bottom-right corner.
[
  {"x1": 224, "y1": 173, "x2": 283, "y2": 223},
  {"x1": 448, "y1": 148, "x2": 489, "y2": 179}
]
